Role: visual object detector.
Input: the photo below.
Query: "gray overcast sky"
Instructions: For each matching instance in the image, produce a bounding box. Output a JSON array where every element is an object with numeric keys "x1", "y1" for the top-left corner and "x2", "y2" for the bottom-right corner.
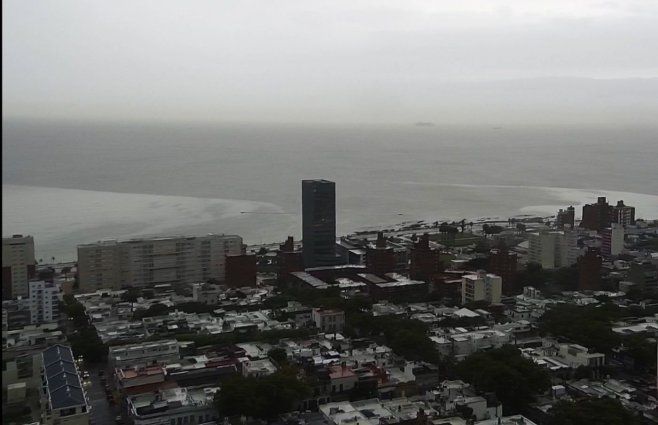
[{"x1": 3, "y1": 0, "x2": 658, "y2": 124}]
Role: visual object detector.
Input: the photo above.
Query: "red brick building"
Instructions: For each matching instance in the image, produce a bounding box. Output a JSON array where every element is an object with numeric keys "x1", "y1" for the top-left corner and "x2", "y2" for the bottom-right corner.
[
  {"x1": 276, "y1": 236, "x2": 304, "y2": 285},
  {"x1": 580, "y1": 197, "x2": 612, "y2": 231},
  {"x1": 578, "y1": 248, "x2": 603, "y2": 291},
  {"x1": 366, "y1": 232, "x2": 396, "y2": 276},
  {"x1": 487, "y1": 248, "x2": 518, "y2": 295},
  {"x1": 225, "y1": 254, "x2": 257, "y2": 287},
  {"x1": 410, "y1": 233, "x2": 441, "y2": 282}
]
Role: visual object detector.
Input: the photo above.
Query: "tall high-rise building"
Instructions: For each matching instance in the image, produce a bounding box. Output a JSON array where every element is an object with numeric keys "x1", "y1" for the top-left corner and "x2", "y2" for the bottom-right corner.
[
  {"x1": 77, "y1": 234, "x2": 242, "y2": 292},
  {"x1": 302, "y1": 179, "x2": 339, "y2": 268},
  {"x1": 2, "y1": 234, "x2": 37, "y2": 299},
  {"x1": 580, "y1": 197, "x2": 612, "y2": 231},
  {"x1": 528, "y1": 231, "x2": 578, "y2": 269},
  {"x1": 611, "y1": 200, "x2": 635, "y2": 226}
]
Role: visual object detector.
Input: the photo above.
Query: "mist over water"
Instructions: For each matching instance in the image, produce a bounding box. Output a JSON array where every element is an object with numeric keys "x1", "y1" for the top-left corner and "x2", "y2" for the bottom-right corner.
[{"x1": 3, "y1": 119, "x2": 658, "y2": 261}]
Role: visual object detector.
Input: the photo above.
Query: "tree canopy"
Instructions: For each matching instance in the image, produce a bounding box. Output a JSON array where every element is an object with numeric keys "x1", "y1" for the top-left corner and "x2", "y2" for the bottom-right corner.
[
  {"x1": 456, "y1": 345, "x2": 551, "y2": 415},
  {"x1": 62, "y1": 295, "x2": 107, "y2": 363},
  {"x1": 344, "y1": 314, "x2": 439, "y2": 364},
  {"x1": 545, "y1": 397, "x2": 641, "y2": 425},
  {"x1": 539, "y1": 303, "x2": 625, "y2": 353},
  {"x1": 214, "y1": 368, "x2": 310, "y2": 420}
]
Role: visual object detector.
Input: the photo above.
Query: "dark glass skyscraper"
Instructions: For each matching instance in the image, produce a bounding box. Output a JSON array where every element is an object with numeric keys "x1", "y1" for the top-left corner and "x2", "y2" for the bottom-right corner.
[{"x1": 302, "y1": 179, "x2": 338, "y2": 268}]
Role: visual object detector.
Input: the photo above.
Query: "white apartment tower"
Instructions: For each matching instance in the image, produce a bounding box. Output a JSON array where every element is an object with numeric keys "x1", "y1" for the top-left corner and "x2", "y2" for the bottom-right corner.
[
  {"x1": 29, "y1": 280, "x2": 59, "y2": 325},
  {"x1": 2, "y1": 235, "x2": 36, "y2": 299},
  {"x1": 461, "y1": 271, "x2": 502, "y2": 305},
  {"x1": 528, "y1": 231, "x2": 578, "y2": 269},
  {"x1": 77, "y1": 234, "x2": 242, "y2": 292},
  {"x1": 602, "y1": 223, "x2": 624, "y2": 257}
]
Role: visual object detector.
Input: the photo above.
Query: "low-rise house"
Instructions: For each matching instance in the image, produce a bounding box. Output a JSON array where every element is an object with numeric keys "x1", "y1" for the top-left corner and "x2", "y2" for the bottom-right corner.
[
  {"x1": 192, "y1": 283, "x2": 223, "y2": 305},
  {"x1": 430, "y1": 328, "x2": 511, "y2": 360},
  {"x1": 313, "y1": 309, "x2": 345, "y2": 334},
  {"x1": 127, "y1": 386, "x2": 219, "y2": 425},
  {"x1": 328, "y1": 363, "x2": 358, "y2": 395},
  {"x1": 558, "y1": 344, "x2": 605, "y2": 368},
  {"x1": 109, "y1": 339, "x2": 180, "y2": 368}
]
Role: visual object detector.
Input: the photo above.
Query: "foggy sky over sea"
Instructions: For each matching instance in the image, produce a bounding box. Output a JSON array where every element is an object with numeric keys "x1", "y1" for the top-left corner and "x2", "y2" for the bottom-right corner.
[{"x1": 3, "y1": 0, "x2": 658, "y2": 125}]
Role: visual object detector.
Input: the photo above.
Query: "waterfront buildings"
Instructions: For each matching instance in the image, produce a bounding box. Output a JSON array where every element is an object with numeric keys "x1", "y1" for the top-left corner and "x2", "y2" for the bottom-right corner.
[
  {"x1": 410, "y1": 233, "x2": 441, "y2": 282},
  {"x1": 2, "y1": 234, "x2": 36, "y2": 299},
  {"x1": 276, "y1": 236, "x2": 304, "y2": 285},
  {"x1": 77, "y1": 234, "x2": 242, "y2": 291},
  {"x1": 612, "y1": 200, "x2": 636, "y2": 226},
  {"x1": 365, "y1": 232, "x2": 396, "y2": 276},
  {"x1": 302, "y1": 179, "x2": 339, "y2": 268},
  {"x1": 461, "y1": 271, "x2": 502, "y2": 304},
  {"x1": 555, "y1": 206, "x2": 575, "y2": 229},
  {"x1": 581, "y1": 197, "x2": 613, "y2": 231}
]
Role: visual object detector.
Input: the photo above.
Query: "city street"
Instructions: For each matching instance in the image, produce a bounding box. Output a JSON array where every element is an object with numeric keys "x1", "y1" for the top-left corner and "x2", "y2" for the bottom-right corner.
[{"x1": 85, "y1": 365, "x2": 119, "y2": 425}]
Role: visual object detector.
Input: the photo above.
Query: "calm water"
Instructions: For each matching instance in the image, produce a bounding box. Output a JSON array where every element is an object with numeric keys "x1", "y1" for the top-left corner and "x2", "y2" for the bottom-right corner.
[{"x1": 3, "y1": 119, "x2": 658, "y2": 261}]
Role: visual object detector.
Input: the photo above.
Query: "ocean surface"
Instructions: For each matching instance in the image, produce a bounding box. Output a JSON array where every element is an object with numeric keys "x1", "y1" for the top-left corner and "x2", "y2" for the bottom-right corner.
[{"x1": 3, "y1": 119, "x2": 658, "y2": 262}]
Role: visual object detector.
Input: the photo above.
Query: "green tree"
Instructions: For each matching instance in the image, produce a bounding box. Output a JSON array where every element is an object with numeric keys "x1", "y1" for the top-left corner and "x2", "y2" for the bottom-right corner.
[
  {"x1": 345, "y1": 314, "x2": 439, "y2": 363},
  {"x1": 539, "y1": 303, "x2": 623, "y2": 353},
  {"x1": 62, "y1": 295, "x2": 107, "y2": 363},
  {"x1": 545, "y1": 398, "x2": 641, "y2": 425},
  {"x1": 456, "y1": 345, "x2": 551, "y2": 415},
  {"x1": 133, "y1": 303, "x2": 171, "y2": 319},
  {"x1": 268, "y1": 348, "x2": 288, "y2": 365},
  {"x1": 214, "y1": 368, "x2": 310, "y2": 420},
  {"x1": 120, "y1": 287, "x2": 142, "y2": 303}
]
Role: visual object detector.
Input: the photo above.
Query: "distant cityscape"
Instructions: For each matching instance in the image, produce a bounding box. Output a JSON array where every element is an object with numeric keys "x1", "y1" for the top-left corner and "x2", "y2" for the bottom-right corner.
[{"x1": 3, "y1": 180, "x2": 657, "y2": 425}]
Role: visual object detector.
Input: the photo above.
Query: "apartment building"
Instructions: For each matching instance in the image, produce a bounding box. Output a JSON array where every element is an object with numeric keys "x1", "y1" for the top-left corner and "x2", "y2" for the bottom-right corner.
[
  {"x1": 40, "y1": 345, "x2": 90, "y2": 425},
  {"x1": 77, "y1": 234, "x2": 242, "y2": 291},
  {"x1": 28, "y1": 280, "x2": 59, "y2": 325},
  {"x1": 108, "y1": 339, "x2": 180, "y2": 368},
  {"x1": 528, "y1": 231, "x2": 578, "y2": 270},
  {"x1": 312, "y1": 308, "x2": 345, "y2": 333},
  {"x1": 601, "y1": 223, "x2": 624, "y2": 257},
  {"x1": 461, "y1": 271, "x2": 502, "y2": 305},
  {"x1": 127, "y1": 386, "x2": 219, "y2": 425},
  {"x1": 2, "y1": 234, "x2": 36, "y2": 298},
  {"x1": 611, "y1": 200, "x2": 635, "y2": 226}
]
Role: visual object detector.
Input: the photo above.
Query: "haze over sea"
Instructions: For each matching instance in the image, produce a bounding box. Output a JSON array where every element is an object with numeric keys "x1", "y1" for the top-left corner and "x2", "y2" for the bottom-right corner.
[{"x1": 3, "y1": 119, "x2": 658, "y2": 262}]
